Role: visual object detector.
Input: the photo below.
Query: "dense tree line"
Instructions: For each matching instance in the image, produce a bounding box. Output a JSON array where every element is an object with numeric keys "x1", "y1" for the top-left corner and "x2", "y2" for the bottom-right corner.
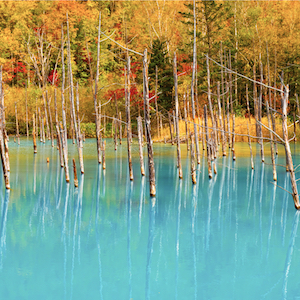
[{"x1": 1, "y1": 1, "x2": 300, "y2": 118}]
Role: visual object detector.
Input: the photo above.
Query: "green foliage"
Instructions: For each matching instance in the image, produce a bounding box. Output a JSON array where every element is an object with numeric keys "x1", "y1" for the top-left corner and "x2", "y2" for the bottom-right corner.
[
  {"x1": 148, "y1": 39, "x2": 174, "y2": 111},
  {"x1": 80, "y1": 122, "x2": 96, "y2": 138}
]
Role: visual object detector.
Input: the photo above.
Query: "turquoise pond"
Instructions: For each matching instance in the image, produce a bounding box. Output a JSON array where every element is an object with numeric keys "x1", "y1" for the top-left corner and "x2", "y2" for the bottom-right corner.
[{"x1": 1, "y1": 138, "x2": 300, "y2": 299}]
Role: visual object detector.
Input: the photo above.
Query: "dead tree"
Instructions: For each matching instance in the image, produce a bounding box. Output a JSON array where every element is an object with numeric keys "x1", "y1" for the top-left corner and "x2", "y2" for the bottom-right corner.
[
  {"x1": 173, "y1": 52, "x2": 182, "y2": 179},
  {"x1": 281, "y1": 86, "x2": 300, "y2": 209},
  {"x1": 93, "y1": 12, "x2": 102, "y2": 164},
  {"x1": 126, "y1": 59, "x2": 133, "y2": 181},
  {"x1": 143, "y1": 49, "x2": 156, "y2": 196},
  {"x1": 191, "y1": 0, "x2": 200, "y2": 164}
]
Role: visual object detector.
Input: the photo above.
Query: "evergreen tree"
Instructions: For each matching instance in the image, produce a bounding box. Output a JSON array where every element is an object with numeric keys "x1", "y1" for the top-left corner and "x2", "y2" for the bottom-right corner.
[{"x1": 149, "y1": 39, "x2": 174, "y2": 111}]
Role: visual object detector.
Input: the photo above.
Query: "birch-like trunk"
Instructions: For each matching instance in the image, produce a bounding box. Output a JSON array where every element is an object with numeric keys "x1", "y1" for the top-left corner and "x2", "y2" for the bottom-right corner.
[
  {"x1": 173, "y1": 52, "x2": 182, "y2": 179},
  {"x1": 143, "y1": 49, "x2": 156, "y2": 196}
]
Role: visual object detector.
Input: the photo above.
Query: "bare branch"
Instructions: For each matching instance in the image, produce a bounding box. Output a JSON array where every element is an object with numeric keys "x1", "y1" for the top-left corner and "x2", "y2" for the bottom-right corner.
[
  {"x1": 255, "y1": 119, "x2": 285, "y2": 143},
  {"x1": 206, "y1": 54, "x2": 283, "y2": 93}
]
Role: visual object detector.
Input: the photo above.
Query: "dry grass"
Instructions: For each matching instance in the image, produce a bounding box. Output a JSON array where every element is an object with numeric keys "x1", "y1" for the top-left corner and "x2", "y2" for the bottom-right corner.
[{"x1": 152, "y1": 115, "x2": 299, "y2": 143}]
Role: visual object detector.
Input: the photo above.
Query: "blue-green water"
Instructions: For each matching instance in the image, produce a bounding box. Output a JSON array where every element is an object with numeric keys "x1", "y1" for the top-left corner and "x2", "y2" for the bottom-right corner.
[{"x1": 1, "y1": 138, "x2": 300, "y2": 299}]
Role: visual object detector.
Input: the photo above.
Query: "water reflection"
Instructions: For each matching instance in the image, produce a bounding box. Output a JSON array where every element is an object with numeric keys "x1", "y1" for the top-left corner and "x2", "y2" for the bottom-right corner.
[
  {"x1": 281, "y1": 174, "x2": 289, "y2": 245},
  {"x1": 175, "y1": 180, "x2": 182, "y2": 300},
  {"x1": 138, "y1": 176, "x2": 145, "y2": 233},
  {"x1": 0, "y1": 190, "x2": 9, "y2": 270},
  {"x1": 127, "y1": 181, "x2": 133, "y2": 299},
  {"x1": 282, "y1": 211, "x2": 300, "y2": 300},
  {"x1": 146, "y1": 197, "x2": 156, "y2": 300},
  {"x1": 70, "y1": 175, "x2": 84, "y2": 299},
  {"x1": 267, "y1": 183, "x2": 277, "y2": 259},
  {"x1": 2, "y1": 141, "x2": 300, "y2": 299},
  {"x1": 205, "y1": 176, "x2": 216, "y2": 251},
  {"x1": 259, "y1": 163, "x2": 265, "y2": 259},
  {"x1": 95, "y1": 163, "x2": 103, "y2": 300},
  {"x1": 191, "y1": 179, "x2": 199, "y2": 300}
]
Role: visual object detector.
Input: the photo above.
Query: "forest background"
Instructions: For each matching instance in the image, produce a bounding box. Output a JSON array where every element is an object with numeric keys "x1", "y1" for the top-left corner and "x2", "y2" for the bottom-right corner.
[{"x1": 1, "y1": 0, "x2": 299, "y2": 138}]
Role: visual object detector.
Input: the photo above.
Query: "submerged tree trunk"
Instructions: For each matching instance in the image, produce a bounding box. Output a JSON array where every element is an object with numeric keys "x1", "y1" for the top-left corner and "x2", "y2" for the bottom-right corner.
[
  {"x1": 173, "y1": 52, "x2": 182, "y2": 179},
  {"x1": 94, "y1": 12, "x2": 102, "y2": 164},
  {"x1": 137, "y1": 116, "x2": 145, "y2": 176},
  {"x1": 281, "y1": 86, "x2": 300, "y2": 209},
  {"x1": 125, "y1": 59, "x2": 133, "y2": 181},
  {"x1": 143, "y1": 49, "x2": 156, "y2": 196},
  {"x1": 191, "y1": 0, "x2": 200, "y2": 164}
]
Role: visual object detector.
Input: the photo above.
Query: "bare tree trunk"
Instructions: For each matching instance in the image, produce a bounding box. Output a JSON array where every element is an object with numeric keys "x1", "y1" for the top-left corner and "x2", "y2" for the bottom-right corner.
[
  {"x1": 173, "y1": 52, "x2": 182, "y2": 179},
  {"x1": 183, "y1": 93, "x2": 189, "y2": 151},
  {"x1": 60, "y1": 122, "x2": 69, "y2": 182},
  {"x1": 217, "y1": 82, "x2": 226, "y2": 156},
  {"x1": 0, "y1": 69, "x2": 9, "y2": 189},
  {"x1": 232, "y1": 114, "x2": 236, "y2": 161},
  {"x1": 94, "y1": 12, "x2": 102, "y2": 164},
  {"x1": 247, "y1": 121, "x2": 254, "y2": 170},
  {"x1": 25, "y1": 84, "x2": 29, "y2": 137},
  {"x1": 73, "y1": 159, "x2": 78, "y2": 188},
  {"x1": 125, "y1": 59, "x2": 133, "y2": 181},
  {"x1": 61, "y1": 24, "x2": 68, "y2": 148},
  {"x1": 281, "y1": 87, "x2": 300, "y2": 209},
  {"x1": 206, "y1": 55, "x2": 217, "y2": 152},
  {"x1": 259, "y1": 54, "x2": 265, "y2": 162},
  {"x1": 102, "y1": 140, "x2": 106, "y2": 170},
  {"x1": 190, "y1": 132, "x2": 196, "y2": 184},
  {"x1": 45, "y1": 91, "x2": 54, "y2": 147},
  {"x1": 43, "y1": 93, "x2": 50, "y2": 140},
  {"x1": 33, "y1": 114, "x2": 37, "y2": 154},
  {"x1": 56, "y1": 124, "x2": 64, "y2": 167},
  {"x1": 119, "y1": 111, "x2": 122, "y2": 144},
  {"x1": 143, "y1": 49, "x2": 156, "y2": 196},
  {"x1": 168, "y1": 112, "x2": 174, "y2": 144},
  {"x1": 38, "y1": 108, "x2": 42, "y2": 142},
  {"x1": 114, "y1": 118, "x2": 118, "y2": 151},
  {"x1": 76, "y1": 83, "x2": 83, "y2": 149},
  {"x1": 191, "y1": 0, "x2": 200, "y2": 164},
  {"x1": 0, "y1": 107, "x2": 9, "y2": 189},
  {"x1": 137, "y1": 116, "x2": 145, "y2": 176},
  {"x1": 226, "y1": 96, "x2": 230, "y2": 148},
  {"x1": 15, "y1": 102, "x2": 20, "y2": 145},
  {"x1": 114, "y1": 93, "x2": 119, "y2": 142},
  {"x1": 266, "y1": 101, "x2": 276, "y2": 181},
  {"x1": 246, "y1": 84, "x2": 251, "y2": 123},
  {"x1": 204, "y1": 105, "x2": 212, "y2": 179}
]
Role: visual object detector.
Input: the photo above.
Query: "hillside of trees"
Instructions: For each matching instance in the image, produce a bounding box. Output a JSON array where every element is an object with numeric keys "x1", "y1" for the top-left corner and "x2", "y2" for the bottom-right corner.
[{"x1": 1, "y1": 0, "x2": 300, "y2": 132}]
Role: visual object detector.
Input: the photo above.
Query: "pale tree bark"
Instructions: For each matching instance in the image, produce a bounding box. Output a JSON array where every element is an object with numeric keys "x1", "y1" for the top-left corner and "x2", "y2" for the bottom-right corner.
[
  {"x1": 191, "y1": 0, "x2": 200, "y2": 164},
  {"x1": 143, "y1": 49, "x2": 156, "y2": 196},
  {"x1": 281, "y1": 86, "x2": 300, "y2": 209},
  {"x1": 126, "y1": 59, "x2": 133, "y2": 181},
  {"x1": 173, "y1": 52, "x2": 182, "y2": 179},
  {"x1": 94, "y1": 12, "x2": 102, "y2": 164}
]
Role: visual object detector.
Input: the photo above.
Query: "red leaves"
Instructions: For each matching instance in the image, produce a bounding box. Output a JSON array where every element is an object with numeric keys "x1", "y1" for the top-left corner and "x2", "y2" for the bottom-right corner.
[{"x1": 47, "y1": 69, "x2": 59, "y2": 86}]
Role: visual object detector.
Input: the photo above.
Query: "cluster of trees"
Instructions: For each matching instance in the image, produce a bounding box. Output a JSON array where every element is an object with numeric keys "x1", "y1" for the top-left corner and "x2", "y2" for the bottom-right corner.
[{"x1": 1, "y1": 0, "x2": 300, "y2": 121}]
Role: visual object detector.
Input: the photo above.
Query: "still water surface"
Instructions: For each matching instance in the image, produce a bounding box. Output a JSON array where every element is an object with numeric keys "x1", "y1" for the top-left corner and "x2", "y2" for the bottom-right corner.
[{"x1": 0, "y1": 139, "x2": 300, "y2": 299}]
